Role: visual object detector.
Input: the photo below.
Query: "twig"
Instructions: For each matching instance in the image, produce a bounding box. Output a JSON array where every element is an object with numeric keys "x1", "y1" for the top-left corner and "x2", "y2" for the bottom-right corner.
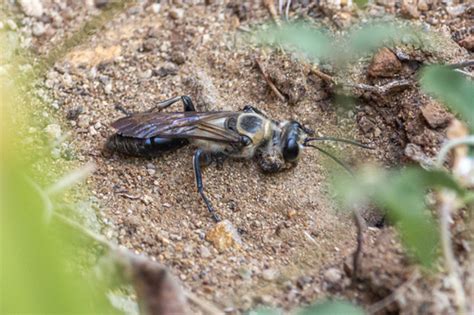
[
  {"x1": 367, "y1": 270, "x2": 419, "y2": 314},
  {"x1": 310, "y1": 67, "x2": 336, "y2": 84},
  {"x1": 454, "y1": 69, "x2": 474, "y2": 79},
  {"x1": 447, "y1": 60, "x2": 474, "y2": 69},
  {"x1": 438, "y1": 192, "x2": 467, "y2": 315},
  {"x1": 435, "y1": 137, "x2": 470, "y2": 314},
  {"x1": 264, "y1": 0, "x2": 281, "y2": 25},
  {"x1": 435, "y1": 136, "x2": 474, "y2": 168},
  {"x1": 345, "y1": 79, "x2": 413, "y2": 96},
  {"x1": 255, "y1": 58, "x2": 287, "y2": 102},
  {"x1": 352, "y1": 208, "x2": 365, "y2": 282}
]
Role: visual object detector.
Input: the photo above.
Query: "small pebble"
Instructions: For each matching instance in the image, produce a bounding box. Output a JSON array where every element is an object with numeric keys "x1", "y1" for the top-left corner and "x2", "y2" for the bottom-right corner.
[
  {"x1": 324, "y1": 268, "x2": 342, "y2": 284},
  {"x1": 169, "y1": 8, "x2": 184, "y2": 20},
  {"x1": 32, "y1": 22, "x2": 46, "y2": 37},
  {"x1": 150, "y1": 3, "x2": 161, "y2": 13},
  {"x1": 262, "y1": 268, "x2": 279, "y2": 281},
  {"x1": 19, "y1": 0, "x2": 44, "y2": 17}
]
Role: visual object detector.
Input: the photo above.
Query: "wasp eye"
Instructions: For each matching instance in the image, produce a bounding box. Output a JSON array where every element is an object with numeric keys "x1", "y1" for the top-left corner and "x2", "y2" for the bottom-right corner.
[{"x1": 283, "y1": 138, "x2": 299, "y2": 162}]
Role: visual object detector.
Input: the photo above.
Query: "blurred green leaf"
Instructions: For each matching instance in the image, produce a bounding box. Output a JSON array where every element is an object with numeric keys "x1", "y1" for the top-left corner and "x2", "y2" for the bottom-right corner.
[
  {"x1": 420, "y1": 65, "x2": 474, "y2": 130},
  {"x1": 336, "y1": 167, "x2": 464, "y2": 266},
  {"x1": 354, "y1": 0, "x2": 369, "y2": 7},
  {"x1": 298, "y1": 300, "x2": 365, "y2": 315},
  {"x1": 255, "y1": 22, "x2": 332, "y2": 61}
]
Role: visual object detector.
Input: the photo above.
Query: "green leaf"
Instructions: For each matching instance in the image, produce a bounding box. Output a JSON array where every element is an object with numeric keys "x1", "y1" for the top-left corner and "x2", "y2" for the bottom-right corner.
[
  {"x1": 335, "y1": 167, "x2": 465, "y2": 267},
  {"x1": 420, "y1": 65, "x2": 474, "y2": 130},
  {"x1": 254, "y1": 22, "x2": 332, "y2": 61},
  {"x1": 298, "y1": 300, "x2": 365, "y2": 315}
]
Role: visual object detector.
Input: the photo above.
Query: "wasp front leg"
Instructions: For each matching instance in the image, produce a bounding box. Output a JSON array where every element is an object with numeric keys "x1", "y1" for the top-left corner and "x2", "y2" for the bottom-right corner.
[{"x1": 193, "y1": 149, "x2": 222, "y2": 222}]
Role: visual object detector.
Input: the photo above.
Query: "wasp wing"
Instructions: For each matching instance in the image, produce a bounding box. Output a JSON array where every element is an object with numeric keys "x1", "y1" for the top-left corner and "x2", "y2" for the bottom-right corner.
[{"x1": 111, "y1": 111, "x2": 242, "y2": 143}]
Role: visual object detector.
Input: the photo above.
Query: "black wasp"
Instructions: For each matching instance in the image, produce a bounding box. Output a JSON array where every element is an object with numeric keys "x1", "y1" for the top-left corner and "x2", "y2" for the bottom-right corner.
[{"x1": 107, "y1": 95, "x2": 370, "y2": 222}]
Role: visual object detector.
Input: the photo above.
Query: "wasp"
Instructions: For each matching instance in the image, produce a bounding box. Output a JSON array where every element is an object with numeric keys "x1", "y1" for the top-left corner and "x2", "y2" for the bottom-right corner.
[{"x1": 107, "y1": 95, "x2": 370, "y2": 222}]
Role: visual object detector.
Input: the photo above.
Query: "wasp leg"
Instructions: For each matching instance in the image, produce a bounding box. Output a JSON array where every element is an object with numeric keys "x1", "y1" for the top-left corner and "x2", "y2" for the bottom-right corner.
[
  {"x1": 193, "y1": 149, "x2": 221, "y2": 222},
  {"x1": 147, "y1": 95, "x2": 196, "y2": 112},
  {"x1": 242, "y1": 105, "x2": 268, "y2": 118}
]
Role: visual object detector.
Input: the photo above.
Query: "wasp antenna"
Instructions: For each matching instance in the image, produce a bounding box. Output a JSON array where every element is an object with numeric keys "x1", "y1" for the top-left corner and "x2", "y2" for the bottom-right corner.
[
  {"x1": 304, "y1": 143, "x2": 354, "y2": 175},
  {"x1": 304, "y1": 137, "x2": 373, "y2": 150}
]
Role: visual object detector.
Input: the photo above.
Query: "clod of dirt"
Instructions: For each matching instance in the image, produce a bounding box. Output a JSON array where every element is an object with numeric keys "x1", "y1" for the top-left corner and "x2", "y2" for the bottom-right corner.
[
  {"x1": 401, "y1": 0, "x2": 420, "y2": 19},
  {"x1": 205, "y1": 220, "x2": 242, "y2": 252},
  {"x1": 183, "y1": 69, "x2": 225, "y2": 111},
  {"x1": 267, "y1": 65, "x2": 307, "y2": 106},
  {"x1": 420, "y1": 101, "x2": 454, "y2": 129},
  {"x1": 368, "y1": 48, "x2": 402, "y2": 78},
  {"x1": 459, "y1": 35, "x2": 474, "y2": 51}
]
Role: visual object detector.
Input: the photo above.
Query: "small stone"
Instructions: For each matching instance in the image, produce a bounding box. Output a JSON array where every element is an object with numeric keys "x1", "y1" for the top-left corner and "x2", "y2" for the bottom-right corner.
[
  {"x1": 287, "y1": 209, "x2": 297, "y2": 219},
  {"x1": 169, "y1": 8, "x2": 184, "y2": 20},
  {"x1": 153, "y1": 62, "x2": 179, "y2": 77},
  {"x1": 359, "y1": 116, "x2": 375, "y2": 133},
  {"x1": 374, "y1": 127, "x2": 382, "y2": 137},
  {"x1": 420, "y1": 102, "x2": 453, "y2": 128},
  {"x1": 324, "y1": 268, "x2": 342, "y2": 284},
  {"x1": 104, "y1": 82, "x2": 113, "y2": 94},
  {"x1": 170, "y1": 51, "x2": 186, "y2": 65},
  {"x1": 142, "y1": 38, "x2": 157, "y2": 52},
  {"x1": 150, "y1": 3, "x2": 161, "y2": 13},
  {"x1": 199, "y1": 245, "x2": 211, "y2": 258},
  {"x1": 238, "y1": 267, "x2": 252, "y2": 280},
  {"x1": 401, "y1": 1, "x2": 420, "y2": 19},
  {"x1": 139, "y1": 69, "x2": 152, "y2": 79},
  {"x1": 205, "y1": 220, "x2": 242, "y2": 252},
  {"x1": 446, "y1": 4, "x2": 466, "y2": 17},
  {"x1": 94, "y1": 0, "x2": 109, "y2": 9},
  {"x1": 368, "y1": 47, "x2": 402, "y2": 78},
  {"x1": 32, "y1": 22, "x2": 45, "y2": 37},
  {"x1": 19, "y1": 0, "x2": 44, "y2": 18},
  {"x1": 296, "y1": 275, "x2": 312, "y2": 289},
  {"x1": 417, "y1": 0, "x2": 428, "y2": 11},
  {"x1": 262, "y1": 268, "x2": 279, "y2": 281},
  {"x1": 89, "y1": 126, "x2": 98, "y2": 136},
  {"x1": 77, "y1": 115, "x2": 91, "y2": 128},
  {"x1": 44, "y1": 124, "x2": 62, "y2": 141},
  {"x1": 459, "y1": 35, "x2": 474, "y2": 52},
  {"x1": 66, "y1": 106, "x2": 83, "y2": 120}
]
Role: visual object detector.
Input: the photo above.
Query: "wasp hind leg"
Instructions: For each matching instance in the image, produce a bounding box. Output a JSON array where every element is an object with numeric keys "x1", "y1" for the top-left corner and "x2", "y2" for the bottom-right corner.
[
  {"x1": 193, "y1": 149, "x2": 221, "y2": 222},
  {"x1": 147, "y1": 95, "x2": 196, "y2": 112}
]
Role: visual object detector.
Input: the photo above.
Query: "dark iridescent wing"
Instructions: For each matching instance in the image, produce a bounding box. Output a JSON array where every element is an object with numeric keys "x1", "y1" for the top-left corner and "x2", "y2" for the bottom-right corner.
[{"x1": 111, "y1": 111, "x2": 242, "y2": 143}]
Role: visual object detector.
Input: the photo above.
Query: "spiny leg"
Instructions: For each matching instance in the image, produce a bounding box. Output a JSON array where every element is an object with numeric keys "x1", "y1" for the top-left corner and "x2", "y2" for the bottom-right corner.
[
  {"x1": 193, "y1": 149, "x2": 221, "y2": 222},
  {"x1": 147, "y1": 95, "x2": 196, "y2": 113}
]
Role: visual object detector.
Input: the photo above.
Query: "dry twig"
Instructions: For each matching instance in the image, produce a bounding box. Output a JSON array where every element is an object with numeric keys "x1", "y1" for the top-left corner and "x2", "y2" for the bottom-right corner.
[
  {"x1": 264, "y1": 0, "x2": 281, "y2": 25},
  {"x1": 255, "y1": 58, "x2": 287, "y2": 102}
]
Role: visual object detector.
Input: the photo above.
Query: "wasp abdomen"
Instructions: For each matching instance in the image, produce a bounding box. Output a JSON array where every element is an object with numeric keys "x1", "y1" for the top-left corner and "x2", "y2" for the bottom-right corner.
[{"x1": 106, "y1": 134, "x2": 188, "y2": 156}]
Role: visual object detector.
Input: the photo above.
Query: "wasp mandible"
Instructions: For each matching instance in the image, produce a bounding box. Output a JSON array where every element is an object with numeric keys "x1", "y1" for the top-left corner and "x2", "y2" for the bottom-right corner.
[{"x1": 107, "y1": 95, "x2": 370, "y2": 222}]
